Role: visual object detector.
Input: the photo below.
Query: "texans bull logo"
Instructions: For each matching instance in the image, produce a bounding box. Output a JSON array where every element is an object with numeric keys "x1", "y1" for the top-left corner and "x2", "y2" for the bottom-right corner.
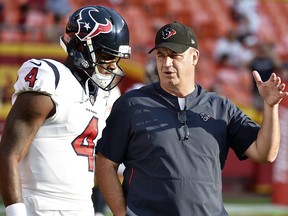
[
  {"x1": 162, "y1": 28, "x2": 176, "y2": 40},
  {"x1": 76, "y1": 7, "x2": 113, "y2": 41}
]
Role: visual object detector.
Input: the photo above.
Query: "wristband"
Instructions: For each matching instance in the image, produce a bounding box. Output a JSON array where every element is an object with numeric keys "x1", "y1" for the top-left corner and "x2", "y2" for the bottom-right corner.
[{"x1": 5, "y1": 203, "x2": 27, "y2": 216}]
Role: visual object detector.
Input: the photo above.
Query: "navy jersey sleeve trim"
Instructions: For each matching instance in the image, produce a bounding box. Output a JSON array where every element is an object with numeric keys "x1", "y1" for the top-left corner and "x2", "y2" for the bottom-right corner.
[{"x1": 43, "y1": 60, "x2": 60, "y2": 89}]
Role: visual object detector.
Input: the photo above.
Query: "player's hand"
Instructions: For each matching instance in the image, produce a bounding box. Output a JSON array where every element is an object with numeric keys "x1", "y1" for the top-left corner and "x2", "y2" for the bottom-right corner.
[{"x1": 253, "y1": 70, "x2": 288, "y2": 107}]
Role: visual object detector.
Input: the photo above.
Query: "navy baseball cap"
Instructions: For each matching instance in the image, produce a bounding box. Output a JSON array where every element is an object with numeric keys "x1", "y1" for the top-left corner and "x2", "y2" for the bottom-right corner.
[{"x1": 148, "y1": 21, "x2": 198, "y2": 54}]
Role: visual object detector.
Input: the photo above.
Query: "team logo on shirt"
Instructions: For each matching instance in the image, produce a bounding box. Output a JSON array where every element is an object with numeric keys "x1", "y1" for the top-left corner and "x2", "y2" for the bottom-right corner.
[
  {"x1": 76, "y1": 7, "x2": 113, "y2": 41},
  {"x1": 200, "y1": 112, "x2": 210, "y2": 122},
  {"x1": 162, "y1": 28, "x2": 176, "y2": 40}
]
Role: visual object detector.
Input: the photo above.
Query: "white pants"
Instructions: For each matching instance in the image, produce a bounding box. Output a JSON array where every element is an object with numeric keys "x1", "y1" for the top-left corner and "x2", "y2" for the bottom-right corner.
[{"x1": 24, "y1": 196, "x2": 94, "y2": 216}]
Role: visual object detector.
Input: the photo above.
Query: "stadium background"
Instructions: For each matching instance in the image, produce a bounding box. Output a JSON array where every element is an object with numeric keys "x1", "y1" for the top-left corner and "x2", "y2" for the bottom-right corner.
[{"x1": 1, "y1": 0, "x2": 288, "y2": 215}]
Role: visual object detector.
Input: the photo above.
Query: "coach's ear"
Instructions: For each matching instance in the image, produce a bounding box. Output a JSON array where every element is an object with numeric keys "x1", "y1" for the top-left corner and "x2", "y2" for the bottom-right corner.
[{"x1": 191, "y1": 48, "x2": 199, "y2": 66}]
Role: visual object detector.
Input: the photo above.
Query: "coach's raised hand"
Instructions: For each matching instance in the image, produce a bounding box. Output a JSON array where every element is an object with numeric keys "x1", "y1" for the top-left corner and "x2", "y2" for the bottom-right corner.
[{"x1": 253, "y1": 70, "x2": 288, "y2": 106}]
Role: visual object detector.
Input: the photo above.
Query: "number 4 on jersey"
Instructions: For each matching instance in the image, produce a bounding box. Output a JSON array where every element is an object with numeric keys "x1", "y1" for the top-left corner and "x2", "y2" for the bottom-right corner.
[
  {"x1": 24, "y1": 67, "x2": 38, "y2": 87},
  {"x1": 72, "y1": 117, "x2": 98, "y2": 172}
]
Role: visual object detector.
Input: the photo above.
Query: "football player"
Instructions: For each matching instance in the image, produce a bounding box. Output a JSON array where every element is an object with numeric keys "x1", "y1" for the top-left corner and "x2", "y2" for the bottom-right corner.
[{"x1": 0, "y1": 5, "x2": 131, "y2": 216}]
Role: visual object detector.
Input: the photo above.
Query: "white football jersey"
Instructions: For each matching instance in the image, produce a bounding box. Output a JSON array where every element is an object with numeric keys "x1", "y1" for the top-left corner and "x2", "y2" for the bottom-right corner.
[{"x1": 13, "y1": 58, "x2": 109, "y2": 210}]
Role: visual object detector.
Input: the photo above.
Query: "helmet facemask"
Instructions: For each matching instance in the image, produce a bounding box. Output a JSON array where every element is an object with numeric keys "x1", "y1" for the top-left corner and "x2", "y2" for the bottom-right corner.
[{"x1": 91, "y1": 51, "x2": 125, "y2": 91}]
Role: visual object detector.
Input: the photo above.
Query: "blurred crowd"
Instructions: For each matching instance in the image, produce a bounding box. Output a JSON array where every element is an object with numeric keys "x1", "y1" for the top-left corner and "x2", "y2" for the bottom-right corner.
[{"x1": 1, "y1": 0, "x2": 288, "y2": 121}]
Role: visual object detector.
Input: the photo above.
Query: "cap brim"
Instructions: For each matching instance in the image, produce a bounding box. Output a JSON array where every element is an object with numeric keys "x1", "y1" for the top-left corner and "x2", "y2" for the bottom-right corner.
[{"x1": 148, "y1": 42, "x2": 189, "y2": 54}]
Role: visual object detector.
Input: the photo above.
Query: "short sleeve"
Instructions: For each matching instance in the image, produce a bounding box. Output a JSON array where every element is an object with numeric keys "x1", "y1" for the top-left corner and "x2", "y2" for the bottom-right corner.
[
  {"x1": 96, "y1": 95, "x2": 131, "y2": 164},
  {"x1": 12, "y1": 58, "x2": 59, "y2": 103},
  {"x1": 227, "y1": 101, "x2": 260, "y2": 160}
]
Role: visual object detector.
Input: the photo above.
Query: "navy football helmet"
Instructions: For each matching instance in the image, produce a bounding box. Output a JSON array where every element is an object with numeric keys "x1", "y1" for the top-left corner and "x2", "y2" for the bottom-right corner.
[{"x1": 60, "y1": 5, "x2": 131, "y2": 91}]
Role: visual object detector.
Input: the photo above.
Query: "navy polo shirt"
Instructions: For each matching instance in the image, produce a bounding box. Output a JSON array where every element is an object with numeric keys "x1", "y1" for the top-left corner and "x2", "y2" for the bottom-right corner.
[{"x1": 96, "y1": 83, "x2": 260, "y2": 216}]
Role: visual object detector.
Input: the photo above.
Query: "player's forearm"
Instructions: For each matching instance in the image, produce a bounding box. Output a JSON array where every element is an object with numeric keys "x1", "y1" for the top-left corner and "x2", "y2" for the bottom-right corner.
[
  {"x1": 256, "y1": 102, "x2": 280, "y2": 162},
  {"x1": 0, "y1": 158, "x2": 23, "y2": 206},
  {"x1": 0, "y1": 123, "x2": 33, "y2": 206}
]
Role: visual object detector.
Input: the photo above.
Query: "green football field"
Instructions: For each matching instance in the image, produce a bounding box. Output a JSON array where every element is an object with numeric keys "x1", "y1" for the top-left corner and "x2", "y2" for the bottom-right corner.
[
  {"x1": 224, "y1": 195, "x2": 288, "y2": 216},
  {"x1": 1, "y1": 195, "x2": 288, "y2": 216}
]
